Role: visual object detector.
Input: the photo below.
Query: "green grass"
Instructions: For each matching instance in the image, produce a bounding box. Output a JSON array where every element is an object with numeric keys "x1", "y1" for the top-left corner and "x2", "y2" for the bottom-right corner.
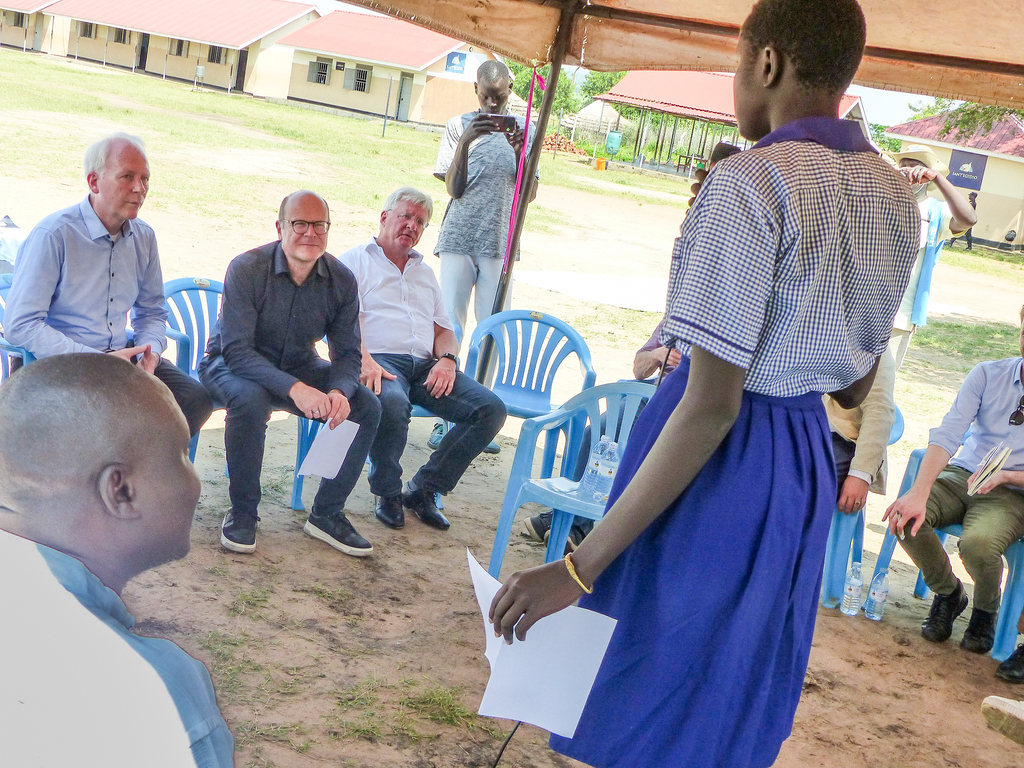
[
  {"x1": 229, "y1": 586, "x2": 273, "y2": 617},
  {"x1": 912, "y1": 318, "x2": 1020, "y2": 363}
]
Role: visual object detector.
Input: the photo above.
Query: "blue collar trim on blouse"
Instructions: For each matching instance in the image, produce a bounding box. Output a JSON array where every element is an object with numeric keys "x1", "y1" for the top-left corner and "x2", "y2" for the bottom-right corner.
[{"x1": 754, "y1": 116, "x2": 877, "y2": 154}]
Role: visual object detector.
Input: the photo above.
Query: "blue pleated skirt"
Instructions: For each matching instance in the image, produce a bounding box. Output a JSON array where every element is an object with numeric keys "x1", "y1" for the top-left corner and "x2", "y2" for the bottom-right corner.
[{"x1": 549, "y1": 357, "x2": 836, "y2": 768}]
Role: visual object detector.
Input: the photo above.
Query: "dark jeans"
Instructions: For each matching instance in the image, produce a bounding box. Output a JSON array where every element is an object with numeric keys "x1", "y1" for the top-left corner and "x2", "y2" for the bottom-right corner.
[
  {"x1": 831, "y1": 431, "x2": 856, "y2": 498},
  {"x1": 369, "y1": 354, "x2": 506, "y2": 497},
  {"x1": 950, "y1": 228, "x2": 973, "y2": 249},
  {"x1": 156, "y1": 357, "x2": 214, "y2": 437},
  {"x1": 199, "y1": 355, "x2": 381, "y2": 520}
]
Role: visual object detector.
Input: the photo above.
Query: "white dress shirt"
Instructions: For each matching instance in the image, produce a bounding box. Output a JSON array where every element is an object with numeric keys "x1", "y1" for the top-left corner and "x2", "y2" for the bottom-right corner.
[{"x1": 336, "y1": 238, "x2": 453, "y2": 360}]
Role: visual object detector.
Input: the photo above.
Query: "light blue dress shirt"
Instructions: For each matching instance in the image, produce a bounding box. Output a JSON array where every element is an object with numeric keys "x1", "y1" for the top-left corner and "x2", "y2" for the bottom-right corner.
[
  {"x1": 929, "y1": 357, "x2": 1024, "y2": 474},
  {"x1": 23, "y1": 532, "x2": 234, "y2": 767},
  {"x1": 4, "y1": 197, "x2": 167, "y2": 357}
]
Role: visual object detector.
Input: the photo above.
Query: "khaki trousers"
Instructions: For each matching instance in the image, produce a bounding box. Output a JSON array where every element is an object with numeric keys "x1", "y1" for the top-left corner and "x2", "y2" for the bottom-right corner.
[{"x1": 898, "y1": 466, "x2": 1024, "y2": 612}]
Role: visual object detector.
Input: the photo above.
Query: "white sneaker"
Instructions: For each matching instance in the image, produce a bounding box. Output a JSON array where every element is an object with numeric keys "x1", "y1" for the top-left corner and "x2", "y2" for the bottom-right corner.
[{"x1": 982, "y1": 696, "x2": 1024, "y2": 745}]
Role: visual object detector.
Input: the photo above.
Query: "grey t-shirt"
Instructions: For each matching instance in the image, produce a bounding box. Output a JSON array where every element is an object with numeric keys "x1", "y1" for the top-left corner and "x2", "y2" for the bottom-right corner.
[{"x1": 433, "y1": 111, "x2": 536, "y2": 260}]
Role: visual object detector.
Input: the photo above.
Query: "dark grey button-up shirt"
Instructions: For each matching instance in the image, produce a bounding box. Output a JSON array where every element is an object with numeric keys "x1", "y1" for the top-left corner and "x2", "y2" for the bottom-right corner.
[{"x1": 204, "y1": 241, "x2": 361, "y2": 400}]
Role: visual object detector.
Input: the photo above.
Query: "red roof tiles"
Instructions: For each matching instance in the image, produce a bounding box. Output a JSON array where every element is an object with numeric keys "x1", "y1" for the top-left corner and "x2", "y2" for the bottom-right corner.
[
  {"x1": 276, "y1": 10, "x2": 463, "y2": 71},
  {"x1": 888, "y1": 113, "x2": 1024, "y2": 159},
  {"x1": 44, "y1": 0, "x2": 316, "y2": 49},
  {"x1": 0, "y1": 1, "x2": 58, "y2": 12},
  {"x1": 596, "y1": 70, "x2": 860, "y2": 125}
]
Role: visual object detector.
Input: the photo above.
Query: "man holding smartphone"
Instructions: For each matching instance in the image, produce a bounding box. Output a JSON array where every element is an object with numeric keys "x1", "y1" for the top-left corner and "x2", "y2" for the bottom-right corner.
[{"x1": 431, "y1": 60, "x2": 537, "y2": 452}]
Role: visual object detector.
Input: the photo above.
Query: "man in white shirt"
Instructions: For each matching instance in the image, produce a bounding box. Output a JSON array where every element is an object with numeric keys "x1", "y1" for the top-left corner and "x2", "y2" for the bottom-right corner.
[
  {"x1": 890, "y1": 144, "x2": 977, "y2": 366},
  {"x1": 337, "y1": 188, "x2": 506, "y2": 531}
]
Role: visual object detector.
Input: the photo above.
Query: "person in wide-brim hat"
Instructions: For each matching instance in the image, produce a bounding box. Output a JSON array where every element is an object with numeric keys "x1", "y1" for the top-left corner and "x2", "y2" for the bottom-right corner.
[{"x1": 893, "y1": 143, "x2": 950, "y2": 176}]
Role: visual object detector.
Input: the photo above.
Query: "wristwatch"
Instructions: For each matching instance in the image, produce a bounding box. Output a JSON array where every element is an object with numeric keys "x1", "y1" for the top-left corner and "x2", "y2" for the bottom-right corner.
[{"x1": 439, "y1": 352, "x2": 458, "y2": 364}]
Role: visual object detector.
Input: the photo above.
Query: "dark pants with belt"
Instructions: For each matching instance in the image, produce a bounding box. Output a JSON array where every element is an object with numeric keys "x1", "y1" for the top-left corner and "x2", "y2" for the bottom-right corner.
[
  {"x1": 154, "y1": 357, "x2": 214, "y2": 437},
  {"x1": 199, "y1": 355, "x2": 381, "y2": 520},
  {"x1": 369, "y1": 354, "x2": 506, "y2": 498}
]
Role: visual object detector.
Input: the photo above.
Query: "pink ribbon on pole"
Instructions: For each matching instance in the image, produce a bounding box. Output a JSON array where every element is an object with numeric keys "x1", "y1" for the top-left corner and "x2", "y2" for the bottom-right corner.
[{"x1": 503, "y1": 68, "x2": 542, "y2": 270}]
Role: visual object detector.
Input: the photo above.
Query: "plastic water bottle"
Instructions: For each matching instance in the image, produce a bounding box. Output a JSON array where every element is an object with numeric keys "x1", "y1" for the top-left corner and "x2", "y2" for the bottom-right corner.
[
  {"x1": 592, "y1": 441, "x2": 620, "y2": 506},
  {"x1": 864, "y1": 569, "x2": 890, "y2": 621},
  {"x1": 840, "y1": 562, "x2": 863, "y2": 616},
  {"x1": 576, "y1": 436, "x2": 610, "y2": 501}
]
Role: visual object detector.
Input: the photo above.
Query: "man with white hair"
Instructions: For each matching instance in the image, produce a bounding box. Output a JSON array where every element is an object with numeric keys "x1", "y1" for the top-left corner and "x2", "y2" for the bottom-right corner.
[
  {"x1": 338, "y1": 188, "x2": 505, "y2": 532},
  {"x1": 4, "y1": 132, "x2": 213, "y2": 436}
]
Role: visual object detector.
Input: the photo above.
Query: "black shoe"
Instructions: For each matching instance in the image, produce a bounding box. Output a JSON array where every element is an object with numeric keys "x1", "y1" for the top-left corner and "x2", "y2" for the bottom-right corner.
[
  {"x1": 303, "y1": 508, "x2": 373, "y2": 557},
  {"x1": 221, "y1": 510, "x2": 258, "y2": 553},
  {"x1": 921, "y1": 581, "x2": 968, "y2": 642},
  {"x1": 401, "y1": 484, "x2": 450, "y2": 530},
  {"x1": 522, "y1": 511, "x2": 553, "y2": 542},
  {"x1": 961, "y1": 608, "x2": 997, "y2": 654},
  {"x1": 375, "y1": 495, "x2": 405, "y2": 529},
  {"x1": 997, "y1": 644, "x2": 1024, "y2": 683}
]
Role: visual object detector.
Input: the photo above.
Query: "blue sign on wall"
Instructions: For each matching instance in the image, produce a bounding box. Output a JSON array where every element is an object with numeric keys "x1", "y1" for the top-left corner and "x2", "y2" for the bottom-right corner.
[
  {"x1": 948, "y1": 149, "x2": 987, "y2": 191},
  {"x1": 445, "y1": 52, "x2": 466, "y2": 74}
]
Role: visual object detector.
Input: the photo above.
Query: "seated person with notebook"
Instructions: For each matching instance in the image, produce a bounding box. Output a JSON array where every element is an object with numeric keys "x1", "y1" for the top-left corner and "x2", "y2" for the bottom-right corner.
[{"x1": 885, "y1": 306, "x2": 1024, "y2": 655}]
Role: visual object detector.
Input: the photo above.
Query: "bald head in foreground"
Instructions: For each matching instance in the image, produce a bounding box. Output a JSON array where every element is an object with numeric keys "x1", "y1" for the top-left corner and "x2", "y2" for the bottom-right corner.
[{"x1": 0, "y1": 355, "x2": 234, "y2": 767}]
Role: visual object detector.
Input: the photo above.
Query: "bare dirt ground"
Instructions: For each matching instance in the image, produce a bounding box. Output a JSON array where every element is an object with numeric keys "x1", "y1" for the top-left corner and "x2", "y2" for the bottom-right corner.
[{"x1": 5, "y1": 116, "x2": 1024, "y2": 767}]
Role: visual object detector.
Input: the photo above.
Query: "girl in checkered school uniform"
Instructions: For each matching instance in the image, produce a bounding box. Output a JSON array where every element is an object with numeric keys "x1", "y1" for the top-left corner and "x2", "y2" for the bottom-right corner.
[{"x1": 490, "y1": 1, "x2": 921, "y2": 766}]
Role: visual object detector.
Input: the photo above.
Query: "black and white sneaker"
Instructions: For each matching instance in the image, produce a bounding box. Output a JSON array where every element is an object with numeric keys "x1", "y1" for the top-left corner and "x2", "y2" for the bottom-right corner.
[
  {"x1": 303, "y1": 508, "x2": 373, "y2": 557},
  {"x1": 221, "y1": 510, "x2": 258, "y2": 553}
]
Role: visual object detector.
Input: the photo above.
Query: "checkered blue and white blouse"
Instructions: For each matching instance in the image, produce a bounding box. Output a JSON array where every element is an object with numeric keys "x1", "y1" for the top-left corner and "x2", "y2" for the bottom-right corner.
[{"x1": 662, "y1": 118, "x2": 920, "y2": 398}]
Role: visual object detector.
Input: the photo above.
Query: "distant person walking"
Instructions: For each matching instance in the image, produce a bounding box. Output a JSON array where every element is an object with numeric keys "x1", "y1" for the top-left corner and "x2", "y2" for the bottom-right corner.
[{"x1": 950, "y1": 191, "x2": 979, "y2": 250}]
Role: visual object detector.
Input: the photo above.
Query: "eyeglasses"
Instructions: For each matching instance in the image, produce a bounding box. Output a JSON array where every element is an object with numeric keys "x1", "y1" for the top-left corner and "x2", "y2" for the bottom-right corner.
[
  {"x1": 1010, "y1": 395, "x2": 1024, "y2": 426},
  {"x1": 285, "y1": 219, "x2": 330, "y2": 235},
  {"x1": 396, "y1": 211, "x2": 429, "y2": 229}
]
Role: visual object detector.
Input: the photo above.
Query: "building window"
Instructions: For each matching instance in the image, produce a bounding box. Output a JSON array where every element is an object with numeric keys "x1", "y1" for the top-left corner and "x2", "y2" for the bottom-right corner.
[
  {"x1": 170, "y1": 39, "x2": 189, "y2": 57},
  {"x1": 207, "y1": 46, "x2": 224, "y2": 65},
  {"x1": 112, "y1": 27, "x2": 130, "y2": 45},
  {"x1": 78, "y1": 21, "x2": 95, "y2": 39},
  {"x1": 10, "y1": 12, "x2": 28, "y2": 28},
  {"x1": 343, "y1": 64, "x2": 372, "y2": 93},
  {"x1": 307, "y1": 57, "x2": 331, "y2": 85}
]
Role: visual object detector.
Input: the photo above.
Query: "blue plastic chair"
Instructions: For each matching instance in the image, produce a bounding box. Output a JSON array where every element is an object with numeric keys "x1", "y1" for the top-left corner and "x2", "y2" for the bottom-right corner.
[
  {"x1": 487, "y1": 380, "x2": 656, "y2": 578},
  {"x1": 0, "y1": 279, "x2": 35, "y2": 376},
  {"x1": 820, "y1": 405, "x2": 905, "y2": 608},
  {"x1": 871, "y1": 435, "x2": 1024, "y2": 661},
  {"x1": 465, "y1": 310, "x2": 597, "y2": 419}
]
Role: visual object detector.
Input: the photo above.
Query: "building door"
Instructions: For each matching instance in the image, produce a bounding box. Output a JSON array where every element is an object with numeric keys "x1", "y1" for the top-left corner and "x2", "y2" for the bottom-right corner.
[
  {"x1": 396, "y1": 74, "x2": 413, "y2": 121},
  {"x1": 137, "y1": 33, "x2": 149, "y2": 70},
  {"x1": 234, "y1": 49, "x2": 248, "y2": 92},
  {"x1": 32, "y1": 13, "x2": 44, "y2": 50}
]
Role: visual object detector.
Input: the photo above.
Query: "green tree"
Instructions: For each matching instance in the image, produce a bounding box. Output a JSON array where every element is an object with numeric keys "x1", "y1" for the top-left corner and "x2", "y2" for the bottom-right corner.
[
  {"x1": 580, "y1": 71, "x2": 626, "y2": 104},
  {"x1": 907, "y1": 96, "x2": 957, "y2": 121},
  {"x1": 904, "y1": 96, "x2": 1021, "y2": 142},
  {"x1": 870, "y1": 123, "x2": 902, "y2": 152},
  {"x1": 506, "y1": 61, "x2": 582, "y2": 118}
]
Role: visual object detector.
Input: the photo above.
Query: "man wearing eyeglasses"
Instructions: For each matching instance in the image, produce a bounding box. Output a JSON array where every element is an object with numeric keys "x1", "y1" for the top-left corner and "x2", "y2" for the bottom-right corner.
[
  {"x1": 199, "y1": 190, "x2": 381, "y2": 557},
  {"x1": 337, "y1": 187, "x2": 506, "y2": 532},
  {"x1": 885, "y1": 307, "x2": 1024, "y2": 655}
]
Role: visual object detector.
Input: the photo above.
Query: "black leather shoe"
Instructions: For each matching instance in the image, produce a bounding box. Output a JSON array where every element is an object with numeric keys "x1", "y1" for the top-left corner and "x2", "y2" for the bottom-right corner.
[
  {"x1": 997, "y1": 644, "x2": 1024, "y2": 683},
  {"x1": 402, "y1": 484, "x2": 450, "y2": 531},
  {"x1": 961, "y1": 607, "x2": 997, "y2": 654},
  {"x1": 303, "y1": 508, "x2": 372, "y2": 557},
  {"x1": 221, "y1": 510, "x2": 258, "y2": 553},
  {"x1": 375, "y1": 495, "x2": 405, "y2": 529},
  {"x1": 921, "y1": 581, "x2": 968, "y2": 642}
]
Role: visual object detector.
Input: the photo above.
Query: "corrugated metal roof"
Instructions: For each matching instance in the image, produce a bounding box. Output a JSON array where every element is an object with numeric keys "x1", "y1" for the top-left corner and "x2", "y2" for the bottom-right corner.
[
  {"x1": 0, "y1": 0, "x2": 58, "y2": 13},
  {"x1": 595, "y1": 70, "x2": 860, "y2": 125},
  {"x1": 276, "y1": 10, "x2": 463, "y2": 71},
  {"x1": 44, "y1": 0, "x2": 317, "y2": 50},
  {"x1": 888, "y1": 113, "x2": 1024, "y2": 160}
]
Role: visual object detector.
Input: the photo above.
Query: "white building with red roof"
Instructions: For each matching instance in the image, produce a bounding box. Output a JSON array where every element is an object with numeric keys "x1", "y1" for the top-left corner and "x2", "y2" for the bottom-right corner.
[
  {"x1": 251, "y1": 9, "x2": 498, "y2": 125},
  {"x1": 23, "y1": 0, "x2": 318, "y2": 93},
  {"x1": 887, "y1": 113, "x2": 1024, "y2": 251},
  {"x1": 0, "y1": 0, "x2": 57, "y2": 51}
]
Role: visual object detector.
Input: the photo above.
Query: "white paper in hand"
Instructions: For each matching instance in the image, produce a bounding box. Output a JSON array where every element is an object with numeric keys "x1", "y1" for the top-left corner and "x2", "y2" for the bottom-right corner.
[
  {"x1": 296, "y1": 420, "x2": 359, "y2": 479},
  {"x1": 467, "y1": 549, "x2": 617, "y2": 739}
]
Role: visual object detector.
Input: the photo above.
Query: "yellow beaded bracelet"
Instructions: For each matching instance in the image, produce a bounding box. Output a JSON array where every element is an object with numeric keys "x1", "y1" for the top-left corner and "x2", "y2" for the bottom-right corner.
[{"x1": 564, "y1": 553, "x2": 593, "y2": 594}]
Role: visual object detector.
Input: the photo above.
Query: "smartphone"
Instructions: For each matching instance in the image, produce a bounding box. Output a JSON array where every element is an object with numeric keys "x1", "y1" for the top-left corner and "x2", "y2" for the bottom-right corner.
[{"x1": 484, "y1": 114, "x2": 518, "y2": 134}]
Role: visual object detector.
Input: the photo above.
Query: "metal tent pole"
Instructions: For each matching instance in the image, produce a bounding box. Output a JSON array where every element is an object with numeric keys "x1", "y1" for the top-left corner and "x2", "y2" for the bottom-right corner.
[{"x1": 477, "y1": 2, "x2": 577, "y2": 381}]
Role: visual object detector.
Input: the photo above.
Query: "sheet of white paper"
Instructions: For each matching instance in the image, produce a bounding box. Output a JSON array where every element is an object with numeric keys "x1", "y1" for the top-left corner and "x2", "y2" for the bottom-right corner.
[
  {"x1": 467, "y1": 549, "x2": 617, "y2": 739},
  {"x1": 296, "y1": 420, "x2": 359, "y2": 479}
]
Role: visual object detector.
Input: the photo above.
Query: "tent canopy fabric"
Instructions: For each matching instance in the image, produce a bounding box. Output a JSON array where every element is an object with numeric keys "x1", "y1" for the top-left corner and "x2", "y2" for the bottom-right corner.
[{"x1": 343, "y1": 0, "x2": 1024, "y2": 108}]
